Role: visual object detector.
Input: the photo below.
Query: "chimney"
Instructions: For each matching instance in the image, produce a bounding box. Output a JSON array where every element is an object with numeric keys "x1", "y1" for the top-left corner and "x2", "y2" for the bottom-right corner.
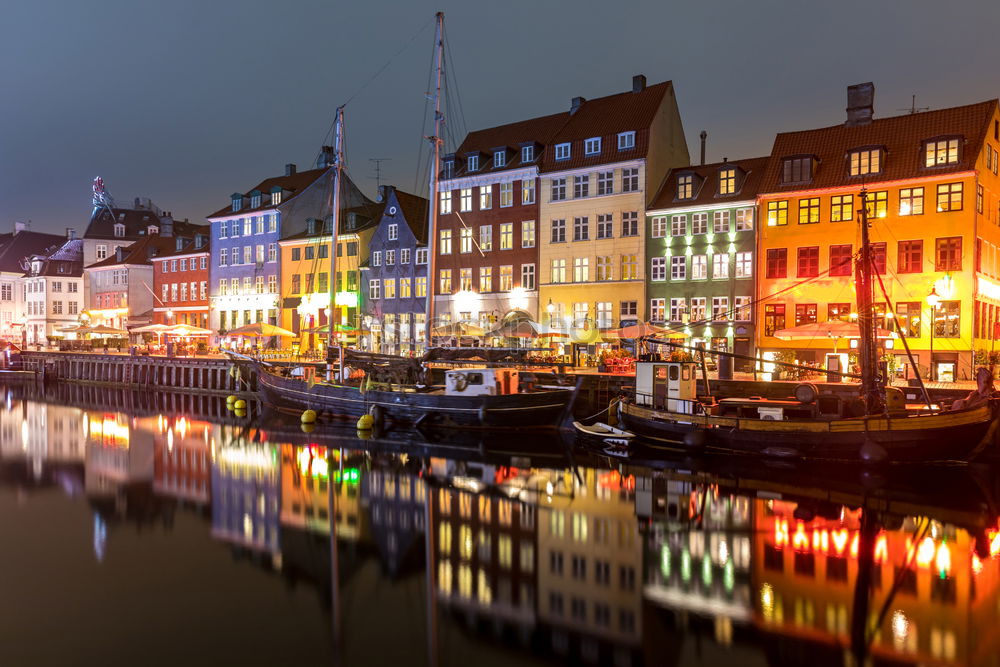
[
  {"x1": 570, "y1": 96, "x2": 586, "y2": 115},
  {"x1": 285, "y1": 163, "x2": 297, "y2": 177},
  {"x1": 134, "y1": 197, "x2": 141, "y2": 208},
  {"x1": 115, "y1": 246, "x2": 124, "y2": 262},
  {"x1": 699, "y1": 131, "x2": 707, "y2": 166},
  {"x1": 317, "y1": 146, "x2": 335, "y2": 169},
  {"x1": 846, "y1": 82, "x2": 875, "y2": 127},
  {"x1": 632, "y1": 74, "x2": 646, "y2": 93},
  {"x1": 66, "y1": 228, "x2": 76, "y2": 240}
]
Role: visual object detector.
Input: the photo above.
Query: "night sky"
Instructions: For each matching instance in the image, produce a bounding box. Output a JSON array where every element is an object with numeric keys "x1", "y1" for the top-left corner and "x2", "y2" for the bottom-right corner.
[{"x1": 3, "y1": 0, "x2": 998, "y2": 234}]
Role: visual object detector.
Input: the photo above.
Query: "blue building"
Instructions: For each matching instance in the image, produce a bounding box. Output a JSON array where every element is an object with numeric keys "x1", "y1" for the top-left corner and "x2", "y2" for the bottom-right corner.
[
  {"x1": 361, "y1": 186, "x2": 429, "y2": 354},
  {"x1": 210, "y1": 430, "x2": 281, "y2": 558}
]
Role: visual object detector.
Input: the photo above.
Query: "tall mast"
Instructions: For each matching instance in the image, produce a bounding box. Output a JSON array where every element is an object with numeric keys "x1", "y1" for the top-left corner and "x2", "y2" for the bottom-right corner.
[
  {"x1": 856, "y1": 189, "x2": 885, "y2": 414},
  {"x1": 327, "y1": 106, "x2": 345, "y2": 359},
  {"x1": 423, "y1": 12, "x2": 444, "y2": 349}
]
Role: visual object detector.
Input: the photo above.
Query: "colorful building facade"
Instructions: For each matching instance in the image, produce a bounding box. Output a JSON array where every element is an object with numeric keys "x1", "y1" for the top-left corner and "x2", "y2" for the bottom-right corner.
[
  {"x1": 22, "y1": 236, "x2": 85, "y2": 346},
  {"x1": 152, "y1": 234, "x2": 210, "y2": 328},
  {"x1": 83, "y1": 236, "x2": 180, "y2": 330}
]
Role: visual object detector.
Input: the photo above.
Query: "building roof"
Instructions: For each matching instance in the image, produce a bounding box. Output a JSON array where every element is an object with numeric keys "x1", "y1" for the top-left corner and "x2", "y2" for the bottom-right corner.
[
  {"x1": 24, "y1": 239, "x2": 84, "y2": 278},
  {"x1": 0, "y1": 230, "x2": 66, "y2": 274},
  {"x1": 86, "y1": 236, "x2": 180, "y2": 269},
  {"x1": 539, "y1": 80, "x2": 673, "y2": 173},
  {"x1": 84, "y1": 203, "x2": 196, "y2": 241},
  {"x1": 446, "y1": 111, "x2": 569, "y2": 179},
  {"x1": 279, "y1": 200, "x2": 386, "y2": 243},
  {"x1": 206, "y1": 167, "x2": 331, "y2": 219},
  {"x1": 649, "y1": 156, "x2": 771, "y2": 211},
  {"x1": 759, "y1": 99, "x2": 998, "y2": 193},
  {"x1": 392, "y1": 189, "x2": 429, "y2": 245}
]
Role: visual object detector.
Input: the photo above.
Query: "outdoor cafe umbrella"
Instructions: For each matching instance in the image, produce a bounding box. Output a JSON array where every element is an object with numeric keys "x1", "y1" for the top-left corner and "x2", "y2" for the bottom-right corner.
[
  {"x1": 88, "y1": 325, "x2": 128, "y2": 336},
  {"x1": 163, "y1": 323, "x2": 213, "y2": 336},
  {"x1": 605, "y1": 322, "x2": 678, "y2": 339},
  {"x1": 225, "y1": 322, "x2": 296, "y2": 337},
  {"x1": 486, "y1": 319, "x2": 566, "y2": 338},
  {"x1": 431, "y1": 322, "x2": 486, "y2": 337},
  {"x1": 773, "y1": 320, "x2": 895, "y2": 340}
]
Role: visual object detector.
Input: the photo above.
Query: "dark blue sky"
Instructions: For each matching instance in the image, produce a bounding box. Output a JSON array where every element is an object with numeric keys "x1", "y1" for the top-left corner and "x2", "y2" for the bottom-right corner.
[{"x1": 3, "y1": 0, "x2": 998, "y2": 234}]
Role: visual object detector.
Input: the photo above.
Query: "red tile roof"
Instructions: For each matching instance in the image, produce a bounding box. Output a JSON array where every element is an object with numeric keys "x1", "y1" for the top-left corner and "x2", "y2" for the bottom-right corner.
[
  {"x1": 86, "y1": 236, "x2": 180, "y2": 269},
  {"x1": 649, "y1": 157, "x2": 771, "y2": 210},
  {"x1": 759, "y1": 99, "x2": 998, "y2": 193},
  {"x1": 447, "y1": 112, "x2": 569, "y2": 178},
  {"x1": 206, "y1": 167, "x2": 330, "y2": 219}
]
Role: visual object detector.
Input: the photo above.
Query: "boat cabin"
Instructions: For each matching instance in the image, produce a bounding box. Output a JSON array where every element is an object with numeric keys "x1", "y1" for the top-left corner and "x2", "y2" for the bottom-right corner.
[
  {"x1": 444, "y1": 368, "x2": 520, "y2": 396},
  {"x1": 635, "y1": 361, "x2": 699, "y2": 414}
]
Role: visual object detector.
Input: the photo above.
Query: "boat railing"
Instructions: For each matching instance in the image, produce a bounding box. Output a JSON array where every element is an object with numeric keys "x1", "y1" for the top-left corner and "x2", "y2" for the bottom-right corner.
[{"x1": 633, "y1": 391, "x2": 703, "y2": 414}]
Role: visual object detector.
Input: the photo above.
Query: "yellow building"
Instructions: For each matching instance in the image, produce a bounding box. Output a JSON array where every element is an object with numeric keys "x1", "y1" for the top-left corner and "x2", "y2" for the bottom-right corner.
[
  {"x1": 757, "y1": 85, "x2": 1000, "y2": 382},
  {"x1": 278, "y1": 211, "x2": 378, "y2": 352},
  {"x1": 537, "y1": 76, "x2": 689, "y2": 348}
]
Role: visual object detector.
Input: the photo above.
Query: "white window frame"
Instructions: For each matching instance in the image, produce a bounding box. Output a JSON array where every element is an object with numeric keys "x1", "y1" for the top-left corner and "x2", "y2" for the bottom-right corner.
[
  {"x1": 584, "y1": 137, "x2": 601, "y2": 155},
  {"x1": 617, "y1": 131, "x2": 636, "y2": 150},
  {"x1": 650, "y1": 256, "x2": 666, "y2": 281},
  {"x1": 388, "y1": 224, "x2": 398, "y2": 240},
  {"x1": 554, "y1": 143, "x2": 571, "y2": 161}
]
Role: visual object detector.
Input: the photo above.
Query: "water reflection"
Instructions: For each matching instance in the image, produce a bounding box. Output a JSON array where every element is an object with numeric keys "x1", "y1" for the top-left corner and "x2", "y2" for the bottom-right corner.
[{"x1": 2, "y1": 384, "x2": 1000, "y2": 666}]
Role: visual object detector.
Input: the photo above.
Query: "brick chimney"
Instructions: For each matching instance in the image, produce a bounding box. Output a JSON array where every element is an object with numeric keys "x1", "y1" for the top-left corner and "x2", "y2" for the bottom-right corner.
[
  {"x1": 285, "y1": 163, "x2": 297, "y2": 177},
  {"x1": 632, "y1": 74, "x2": 646, "y2": 92},
  {"x1": 570, "y1": 96, "x2": 585, "y2": 115},
  {"x1": 846, "y1": 82, "x2": 875, "y2": 127}
]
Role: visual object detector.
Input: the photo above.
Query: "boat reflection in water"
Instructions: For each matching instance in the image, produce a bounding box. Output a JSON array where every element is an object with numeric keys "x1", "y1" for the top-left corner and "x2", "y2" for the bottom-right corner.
[{"x1": 2, "y1": 383, "x2": 1000, "y2": 665}]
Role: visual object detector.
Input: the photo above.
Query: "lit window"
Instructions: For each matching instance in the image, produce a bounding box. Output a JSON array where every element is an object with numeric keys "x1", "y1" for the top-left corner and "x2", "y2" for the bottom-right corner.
[
  {"x1": 460, "y1": 188, "x2": 472, "y2": 212},
  {"x1": 499, "y1": 182, "x2": 513, "y2": 207},
  {"x1": 767, "y1": 200, "x2": 789, "y2": 226},
  {"x1": 521, "y1": 180, "x2": 535, "y2": 205},
  {"x1": 936, "y1": 183, "x2": 963, "y2": 212},
  {"x1": 439, "y1": 191, "x2": 452, "y2": 214},
  {"x1": 719, "y1": 168, "x2": 736, "y2": 195},
  {"x1": 849, "y1": 148, "x2": 881, "y2": 176},
  {"x1": 500, "y1": 223, "x2": 513, "y2": 249},
  {"x1": 521, "y1": 220, "x2": 535, "y2": 248},
  {"x1": 831, "y1": 195, "x2": 853, "y2": 222},
  {"x1": 677, "y1": 174, "x2": 694, "y2": 199},
  {"x1": 925, "y1": 138, "x2": 960, "y2": 167},
  {"x1": 798, "y1": 198, "x2": 820, "y2": 224},
  {"x1": 713, "y1": 210, "x2": 730, "y2": 233}
]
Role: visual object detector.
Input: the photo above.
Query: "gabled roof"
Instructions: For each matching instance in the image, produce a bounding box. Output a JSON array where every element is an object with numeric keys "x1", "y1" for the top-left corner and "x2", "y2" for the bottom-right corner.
[
  {"x1": 24, "y1": 239, "x2": 84, "y2": 278},
  {"x1": 539, "y1": 81, "x2": 673, "y2": 172},
  {"x1": 84, "y1": 205, "x2": 189, "y2": 241},
  {"x1": 759, "y1": 99, "x2": 998, "y2": 193},
  {"x1": 392, "y1": 189, "x2": 429, "y2": 245},
  {"x1": 207, "y1": 167, "x2": 330, "y2": 219},
  {"x1": 446, "y1": 112, "x2": 569, "y2": 179},
  {"x1": 86, "y1": 236, "x2": 179, "y2": 269},
  {"x1": 278, "y1": 200, "x2": 386, "y2": 242},
  {"x1": 154, "y1": 235, "x2": 212, "y2": 259},
  {"x1": 650, "y1": 156, "x2": 770, "y2": 211},
  {"x1": 0, "y1": 231, "x2": 66, "y2": 274}
]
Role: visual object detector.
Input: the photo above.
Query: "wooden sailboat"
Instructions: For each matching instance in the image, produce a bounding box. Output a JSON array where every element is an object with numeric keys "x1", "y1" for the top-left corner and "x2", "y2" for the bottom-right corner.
[{"x1": 619, "y1": 189, "x2": 1000, "y2": 463}]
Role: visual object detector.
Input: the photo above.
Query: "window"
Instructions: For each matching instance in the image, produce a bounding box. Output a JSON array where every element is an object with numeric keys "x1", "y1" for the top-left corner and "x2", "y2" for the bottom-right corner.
[
  {"x1": 458, "y1": 188, "x2": 472, "y2": 212},
  {"x1": 621, "y1": 254, "x2": 638, "y2": 280},
  {"x1": 651, "y1": 256, "x2": 666, "y2": 281},
  {"x1": 369, "y1": 279, "x2": 381, "y2": 300},
  {"x1": 500, "y1": 223, "x2": 513, "y2": 249},
  {"x1": 230, "y1": 277, "x2": 238, "y2": 295},
  {"x1": 467, "y1": 154, "x2": 480, "y2": 171},
  {"x1": 585, "y1": 137, "x2": 601, "y2": 155},
  {"x1": 898, "y1": 240, "x2": 923, "y2": 273},
  {"x1": 735, "y1": 208, "x2": 754, "y2": 231},
  {"x1": 831, "y1": 195, "x2": 853, "y2": 222},
  {"x1": 798, "y1": 198, "x2": 820, "y2": 224},
  {"x1": 935, "y1": 301, "x2": 960, "y2": 337},
  {"x1": 399, "y1": 277, "x2": 411, "y2": 298},
  {"x1": 925, "y1": 138, "x2": 960, "y2": 167},
  {"x1": 622, "y1": 167, "x2": 639, "y2": 192},
  {"x1": 669, "y1": 215, "x2": 685, "y2": 237},
  {"x1": 713, "y1": 253, "x2": 729, "y2": 279},
  {"x1": 597, "y1": 214, "x2": 613, "y2": 239},
  {"x1": 863, "y1": 191, "x2": 888, "y2": 218},
  {"x1": 293, "y1": 247, "x2": 304, "y2": 262},
  {"x1": 597, "y1": 171, "x2": 615, "y2": 195},
  {"x1": 713, "y1": 210, "x2": 730, "y2": 233},
  {"x1": 439, "y1": 191, "x2": 452, "y2": 214},
  {"x1": 256, "y1": 245, "x2": 265, "y2": 263},
  {"x1": 494, "y1": 150, "x2": 506, "y2": 167},
  {"x1": 872, "y1": 243, "x2": 889, "y2": 274},
  {"x1": 554, "y1": 143, "x2": 570, "y2": 160},
  {"x1": 782, "y1": 156, "x2": 812, "y2": 183},
  {"x1": 670, "y1": 255, "x2": 686, "y2": 280},
  {"x1": 219, "y1": 250, "x2": 228, "y2": 267},
  {"x1": 935, "y1": 237, "x2": 962, "y2": 271},
  {"x1": 573, "y1": 175, "x2": 589, "y2": 199},
  {"x1": 439, "y1": 229, "x2": 452, "y2": 255},
  {"x1": 550, "y1": 258, "x2": 567, "y2": 283},
  {"x1": 415, "y1": 276, "x2": 427, "y2": 297},
  {"x1": 459, "y1": 227, "x2": 473, "y2": 254},
  {"x1": 318, "y1": 272, "x2": 328, "y2": 293},
  {"x1": 522, "y1": 220, "x2": 535, "y2": 248},
  {"x1": 691, "y1": 255, "x2": 707, "y2": 279},
  {"x1": 718, "y1": 168, "x2": 736, "y2": 195},
  {"x1": 386, "y1": 249, "x2": 396, "y2": 265},
  {"x1": 618, "y1": 131, "x2": 635, "y2": 149},
  {"x1": 500, "y1": 182, "x2": 513, "y2": 207},
  {"x1": 766, "y1": 248, "x2": 787, "y2": 278},
  {"x1": 735, "y1": 296, "x2": 751, "y2": 321},
  {"x1": 573, "y1": 257, "x2": 589, "y2": 282},
  {"x1": 849, "y1": 148, "x2": 881, "y2": 175},
  {"x1": 499, "y1": 265, "x2": 513, "y2": 291},
  {"x1": 573, "y1": 217, "x2": 589, "y2": 241},
  {"x1": 896, "y1": 302, "x2": 920, "y2": 337},
  {"x1": 795, "y1": 303, "x2": 818, "y2": 326},
  {"x1": 521, "y1": 264, "x2": 535, "y2": 290},
  {"x1": 113, "y1": 223, "x2": 125, "y2": 237},
  {"x1": 650, "y1": 298, "x2": 665, "y2": 322},
  {"x1": 690, "y1": 298, "x2": 706, "y2": 322},
  {"x1": 621, "y1": 301, "x2": 637, "y2": 318},
  {"x1": 595, "y1": 301, "x2": 612, "y2": 328},
  {"x1": 551, "y1": 178, "x2": 566, "y2": 201},
  {"x1": 458, "y1": 268, "x2": 472, "y2": 291},
  {"x1": 291, "y1": 274, "x2": 301, "y2": 294},
  {"x1": 475, "y1": 185, "x2": 492, "y2": 210},
  {"x1": 521, "y1": 179, "x2": 535, "y2": 204},
  {"x1": 691, "y1": 212, "x2": 708, "y2": 235},
  {"x1": 937, "y1": 183, "x2": 963, "y2": 211},
  {"x1": 767, "y1": 200, "x2": 788, "y2": 226},
  {"x1": 830, "y1": 244, "x2": 853, "y2": 276},
  {"x1": 797, "y1": 246, "x2": 819, "y2": 277},
  {"x1": 677, "y1": 174, "x2": 694, "y2": 199},
  {"x1": 219, "y1": 222, "x2": 228, "y2": 239},
  {"x1": 668, "y1": 298, "x2": 685, "y2": 322},
  {"x1": 621, "y1": 211, "x2": 638, "y2": 236},
  {"x1": 712, "y1": 297, "x2": 729, "y2": 321},
  {"x1": 648, "y1": 216, "x2": 666, "y2": 238},
  {"x1": 372, "y1": 250, "x2": 382, "y2": 267},
  {"x1": 764, "y1": 304, "x2": 785, "y2": 335},
  {"x1": 521, "y1": 145, "x2": 534, "y2": 162},
  {"x1": 978, "y1": 184, "x2": 984, "y2": 213},
  {"x1": 243, "y1": 246, "x2": 252, "y2": 264},
  {"x1": 735, "y1": 251, "x2": 752, "y2": 278},
  {"x1": 267, "y1": 214, "x2": 276, "y2": 233},
  {"x1": 416, "y1": 248, "x2": 428, "y2": 264},
  {"x1": 551, "y1": 219, "x2": 566, "y2": 243},
  {"x1": 439, "y1": 269, "x2": 452, "y2": 293},
  {"x1": 401, "y1": 248, "x2": 411, "y2": 264}
]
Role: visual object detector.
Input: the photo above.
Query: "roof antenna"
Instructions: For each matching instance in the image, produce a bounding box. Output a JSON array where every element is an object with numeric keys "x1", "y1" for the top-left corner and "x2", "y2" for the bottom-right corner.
[
  {"x1": 898, "y1": 94, "x2": 929, "y2": 115},
  {"x1": 369, "y1": 158, "x2": 391, "y2": 189}
]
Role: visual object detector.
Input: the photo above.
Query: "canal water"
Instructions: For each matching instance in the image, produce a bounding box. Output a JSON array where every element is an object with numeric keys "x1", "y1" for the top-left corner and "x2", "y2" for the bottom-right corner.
[{"x1": 2, "y1": 383, "x2": 999, "y2": 666}]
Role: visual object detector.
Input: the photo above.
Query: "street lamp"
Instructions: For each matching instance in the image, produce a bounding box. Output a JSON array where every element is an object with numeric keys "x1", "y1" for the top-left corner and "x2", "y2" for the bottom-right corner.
[{"x1": 926, "y1": 287, "x2": 940, "y2": 381}]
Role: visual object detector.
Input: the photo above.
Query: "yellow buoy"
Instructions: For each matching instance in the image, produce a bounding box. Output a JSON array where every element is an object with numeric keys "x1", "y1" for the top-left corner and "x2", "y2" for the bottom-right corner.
[
  {"x1": 234, "y1": 409, "x2": 247, "y2": 418},
  {"x1": 356, "y1": 428, "x2": 372, "y2": 440},
  {"x1": 301, "y1": 409, "x2": 317, "y2": 424},
  {"x1": 357, "y1": 413, "x2": 374, "y2": 430},
  {"x1": 234, "y1": 399, "x2": 247, "y2": 410},
  {"x1": 226, "y1": 395, "x2": 237, "y2": 404},
  {"x1": 301, "y1": 423, "x2": 316, "y2": 434}
]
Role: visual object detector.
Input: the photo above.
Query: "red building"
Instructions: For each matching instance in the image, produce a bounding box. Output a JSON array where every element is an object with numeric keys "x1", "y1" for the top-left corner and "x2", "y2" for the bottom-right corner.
[{"x1": 153, "y1": 234, "x2": 210, "y2": 328}]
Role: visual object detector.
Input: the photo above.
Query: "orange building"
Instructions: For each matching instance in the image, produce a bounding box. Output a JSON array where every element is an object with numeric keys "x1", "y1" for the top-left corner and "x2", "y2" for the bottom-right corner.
[{"x1": 756, "y1": 84, "x2": 1000, "y2": 382}]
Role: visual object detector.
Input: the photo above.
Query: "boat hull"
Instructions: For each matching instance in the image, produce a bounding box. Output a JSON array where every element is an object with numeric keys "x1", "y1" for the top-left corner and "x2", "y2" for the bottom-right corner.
[
  {"x1": 620, "y1": 400, "x2": 999, "y2": 463},
  {"x1": 256, "y1": 364, "x2": 573, "y2": 430}
]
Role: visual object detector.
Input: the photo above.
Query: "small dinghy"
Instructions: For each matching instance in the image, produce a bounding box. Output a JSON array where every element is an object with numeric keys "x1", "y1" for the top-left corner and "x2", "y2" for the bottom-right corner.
[{"x1": 572, "y1": 421, "x2": 636, "y2": 440}]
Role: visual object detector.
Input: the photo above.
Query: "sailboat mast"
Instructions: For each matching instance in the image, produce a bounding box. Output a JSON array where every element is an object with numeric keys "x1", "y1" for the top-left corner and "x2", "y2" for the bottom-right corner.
[
  {"x1": 327, "y1": 106, "x2": 345, "y2": 357},
  {"x1": 856, "y1": 189, "x2": 885, "y2": 414},
  {"x1": 423, "y1": 12, "x2": 444, "y2": 350}
]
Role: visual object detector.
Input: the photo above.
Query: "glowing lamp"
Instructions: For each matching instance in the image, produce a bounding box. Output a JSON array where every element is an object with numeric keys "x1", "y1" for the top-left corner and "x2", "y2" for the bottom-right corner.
[
  {"x1": 926, "y1": 287, "x2": 940, "y2": 308},
  {"x1": 916, "y1": 537, "x2": 936, "y2": 567}
]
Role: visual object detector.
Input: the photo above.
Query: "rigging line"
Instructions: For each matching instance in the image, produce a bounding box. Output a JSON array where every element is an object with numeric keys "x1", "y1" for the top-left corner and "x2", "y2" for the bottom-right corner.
[
  {"x1": 441, "y1": 22, "x2": 467, "y2": 137},
  {"x1": 413, "y1": 35, "x2": 437, "y2": 194},
  {"x1": 343, "y1": 17, "x2": 434, "y2": 108},
  {"x1": 452, "y1": 211, "x2": 485, "y2": 257}
]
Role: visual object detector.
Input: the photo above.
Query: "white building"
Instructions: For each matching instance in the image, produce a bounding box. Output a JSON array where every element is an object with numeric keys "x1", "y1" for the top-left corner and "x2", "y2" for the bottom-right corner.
[{"x1": 22, "y1": 237, "x2": 85, "y2": 346}]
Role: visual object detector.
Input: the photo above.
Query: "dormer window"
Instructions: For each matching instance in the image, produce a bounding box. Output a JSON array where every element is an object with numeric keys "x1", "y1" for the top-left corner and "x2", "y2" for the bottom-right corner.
[
  {"x1": 848, "y1": 147, "x2": 882, "y2": 176},
  {"x1": 781, "y1": 156, "x2": 814, "y2": 184},
  {"x1": 113, "y1": 223, "x2": 125, "y2": 238},
  {"x1": 677, "y1": 174, "x2": 695, "y2": 200},
  {"x1": 442, "y1": 159, "x2": 454, "y2": 178},
  {"x1": 494, "y1": 150, "x2": 506, "y2": 168},
  {"x1": 250, "y1": 190, "x2": 262, "y2": 208},
  {"x1": 467, "y1": 154, "x2": 480, "y2": 172},
  {"x1": 924, "y1": 137, "x2": 960, "y2": 167},
  {"x1": 147, "y1": 225, "x2": 159, "y2": 236},
  {"x1": 718, "y1": 168, "x2": 736, "y2": 195},
  {"x1": 521, "y1": 145, "x2": 535, "y2": 163},
  {"x1": 388, "y1": 224, "x2": 398, "y2": 241},
  {"x1": 617, "y1": 131, "x2": 636, "y2": 150},
  {"x1": 584, "y1": 137, "x2": 601, "y2": 156},
  {"x1": 271, "y1": 187, "x2": 283, "y2": 205},
  {"x1": 231, "y1": 194, "x2": 243, "y2": 212},
  {"x1": 555, "y1": 143, "x2": 571, "y2": 161}
]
